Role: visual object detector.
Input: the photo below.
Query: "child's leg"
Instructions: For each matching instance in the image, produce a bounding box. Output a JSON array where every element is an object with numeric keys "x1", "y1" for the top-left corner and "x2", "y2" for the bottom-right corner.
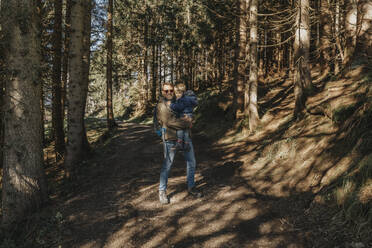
[
  {"x1": 176, "y1": 129, "x2": 183, "y2": 142},
  {"x1": 175, "y1": 129, "x2": 184, "y2": 150},
  {"x1": 182, "y1": 114, "x2": 193, "y2": 151},
  {"x1": 183, "y1": 130, "x2": 191, "y2": 151}
]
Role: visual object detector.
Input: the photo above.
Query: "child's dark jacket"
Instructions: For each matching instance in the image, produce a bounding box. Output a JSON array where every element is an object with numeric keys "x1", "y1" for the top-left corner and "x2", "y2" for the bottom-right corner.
[{"x1": 170, "y1": 90, "x2": 198, "y2": 117}]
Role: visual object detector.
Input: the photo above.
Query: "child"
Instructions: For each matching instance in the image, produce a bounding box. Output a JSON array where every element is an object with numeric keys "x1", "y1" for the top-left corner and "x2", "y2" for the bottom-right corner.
[{"x1": 170, "y1": 83, "x2": 198, "y2": 151}]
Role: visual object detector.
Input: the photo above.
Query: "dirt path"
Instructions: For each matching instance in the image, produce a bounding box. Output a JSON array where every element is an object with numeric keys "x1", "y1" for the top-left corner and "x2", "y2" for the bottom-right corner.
[
  {"x1": 59, "y1": 121, "x2": 311, "y2": 248},
  {"x1": 50, "y1": 67, "x2": 372, "y2": 248}
]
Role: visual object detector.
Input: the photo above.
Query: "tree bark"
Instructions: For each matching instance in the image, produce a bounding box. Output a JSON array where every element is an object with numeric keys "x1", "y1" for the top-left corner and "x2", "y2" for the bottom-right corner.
[
  {"x1": 233, "y1": 0, "x2": 246, "y2": 120},
  {"x1": 65, "y1": 0, "x2": 90, "y2": 178},
  {"x1": 151, "y1": 43, "x2": 157, "y2": 102},
  {"x1": 343, "y1": 0, "x2": 358, "y2": 70},
  {"x1": 62, "y1": 0, "x2": 72, "y2": 123},
  {"x1": 106, "y1": 0, "x2": 116, "y2": 130},
  {"x1": 319, "y1": 0, "x2": 332, "y2": 78},
  {"x1": 158, "y1": 44, "x2": 162, "y2": 89},
  {"x1": 0, "y1": 2, "x2": 4, "y2": 168},
  {"x1": 52, "y1": 0, "x2": 65, "y2": 160},
  {"x1": 334, "y1": 0, "x2": 341, "y2": 74},
  {"x1": 293, "y1": 0, "x2": 313, "y2": 118},
  {"x1": 170, "y1": 46, "x2": 174, "y2": 84},
  {"x1": 264, "y1": 20, "x2": 269, "y2": 77},
  {"x1": 1, "y1": 0, "x2": 47, "y2": 226},
  {"x1": 144, "y1": 18, "x2": 149, "y2": 102},
  {"x1": 81, "y1": 0, "x2": 92, "y2": 152},
  {"x1": 246, "y1": 0, "x2": 259, "y2": 131},
  {"x1": 0, "y1": 75, "x2": 4, "y2": 169},
  {"x1": 275, "y1": 32, "x2": 281, "y2": 72}
]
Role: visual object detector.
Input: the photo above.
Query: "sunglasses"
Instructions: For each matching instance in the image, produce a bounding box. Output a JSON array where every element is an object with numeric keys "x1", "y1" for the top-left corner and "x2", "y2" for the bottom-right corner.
[{"x1": 163, "y1": 89, "x2": 174, "y2": 93}]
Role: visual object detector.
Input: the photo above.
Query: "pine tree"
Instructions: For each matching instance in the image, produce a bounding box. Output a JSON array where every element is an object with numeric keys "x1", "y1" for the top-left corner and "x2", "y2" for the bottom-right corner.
[
  {"x1": 65, "y1": 0, "x2": 92, "y2": 178},
  {"x1": 246, "y1": 0, "x2": 259, "y2": 131},
  {"x1": 1, "y1": 0, "x2": 47, "y2": 226},
  {"x1": 52, "y1": 0, "x2": 65, "y2": 160},
  {"x1": 106, "y1": 0, "x2": 116, "y2": 129}
]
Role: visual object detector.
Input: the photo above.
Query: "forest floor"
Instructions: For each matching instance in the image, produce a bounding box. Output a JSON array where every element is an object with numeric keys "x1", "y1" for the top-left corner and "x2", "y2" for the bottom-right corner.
[
  {"x1": 2, "y1": 66, "x2": 371, "y2": 248},
  {"x1": 57, "y1": 121, "x2": 311, "y2": 248},
  {"x1": 45, "y1": 66, "x2": 371, "y2": 248}
]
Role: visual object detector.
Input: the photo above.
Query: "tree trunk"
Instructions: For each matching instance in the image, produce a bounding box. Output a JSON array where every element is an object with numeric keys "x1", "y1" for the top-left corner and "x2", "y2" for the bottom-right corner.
[
  {"x1": 144, "y1": 18, "x2": 149, "y2": 102},
  {"x1": 187, "y1": 48, "x2": 192, "y2": 89},
  {"x1": 218, "y1": 34, "x2": 223, "y2": 86},
  {"x1": 106, "y1": 0, "x2": 116, "y2": 130},
  {"x1": 319, "y1": 0, "x2": 332, "y2": 79},
  {"x1": 39, "y1": 0, "x2": 47, "y2": 147},
  {"x1": 264, "y1": 22, "x2": 269, "y2": 77},
  {"x1": 0, "y1": 76, "x2": 4, "y2": 169},
  {"x1": 158, "y1": 44, "x2": 162, "y2": 89},
  {"x1": 157, "y1": 45, "x2": 162, "y2": 96},
  {"x1": 52, "y1": 0, "x2": 65, "y2": 160},
  {"x1": 316, "y1": 0, "x2": 321, "y2": 48},
  {"x1": 81, "y1": 0, "x2": 92, "y2": 152},
  {"x1": 0, "y1": 0, "x2": 4, "y2": 167},
  {"x1": 40, "y1": 84, "x2": 45, "y2": 146},
  {"x1": 246, "y1": 0, "x2": 259, "y2": 132},
  {"x1": 170, "y1": 47, "x2": 174, "y2": 84},
  {"x1": 343, "y1": 0, "x2": 358, "y2": 70},
  {"x1": 151, "y1": 43, "x2": 157, "y2": 102},
  {"x1": 65, "y1": 0, "x2": 90, "y2": 178},
  {"x1": 62, "y1": 0, "x2": 72, "y2": 123},
  {"x1": 293, "y1": 0, "x2": 313, "y2": 118},
  {"x1": 1, "y1": 0, "x2": 47, "y2": 226},
  {"x1": 361, "y1": 2, "x2": 372, "y2": 60},
  {"x1": 233, "y1": 0, "x2": 246, "y2": 120},
  {"x1": 334, "y1": 0, "x2": 341, "y2": 74},
  {"x1": 259, "y1": 23, "x2": 265, "y2": 76},
  {"x1": 275, "y1": 32, "x2": 281, "y2": 72},
  {"x1": 139, "y1": 58, "x2": 146, "y2": 108},
  {"x1": 176, "y1": 49, "x2": 181, "y2": 82}
]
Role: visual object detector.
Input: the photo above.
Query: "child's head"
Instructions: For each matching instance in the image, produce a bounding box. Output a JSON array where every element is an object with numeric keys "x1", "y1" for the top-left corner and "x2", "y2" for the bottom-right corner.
[{"x1": 174, "y1": 82, "x2": 186, "y2": 99}]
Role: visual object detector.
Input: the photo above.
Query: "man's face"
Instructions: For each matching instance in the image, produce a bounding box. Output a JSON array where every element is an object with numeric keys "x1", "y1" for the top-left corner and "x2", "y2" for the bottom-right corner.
[{"x1": 162, "y1": 84, "x2": 174, "y2": 100}]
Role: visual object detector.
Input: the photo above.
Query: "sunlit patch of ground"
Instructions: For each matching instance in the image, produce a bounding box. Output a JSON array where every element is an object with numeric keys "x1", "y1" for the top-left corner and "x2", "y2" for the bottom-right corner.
[
  {"x1": 56, "y1": 66, "x2": 371, "y2": 247},
  {"x1": 58, "y1": 122, "x2": 306, "y2": 247}
]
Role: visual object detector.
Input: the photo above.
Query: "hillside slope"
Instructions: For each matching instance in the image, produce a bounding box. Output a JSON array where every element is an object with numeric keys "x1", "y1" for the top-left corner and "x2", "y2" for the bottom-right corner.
[{"x1": 1, "y1": 66, "x2": 371, "y2": 248}]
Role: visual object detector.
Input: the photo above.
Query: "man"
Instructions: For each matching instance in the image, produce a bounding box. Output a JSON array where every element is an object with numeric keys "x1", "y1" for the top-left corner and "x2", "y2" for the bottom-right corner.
[{"x1": 156, "y1": 82, "x2": 202, "y2": 204}]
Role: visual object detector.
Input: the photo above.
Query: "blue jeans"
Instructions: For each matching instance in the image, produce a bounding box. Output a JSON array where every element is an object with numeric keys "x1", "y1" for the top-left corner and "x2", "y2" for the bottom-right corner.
[
  {"x1": 159, "y1": 134, "x2": 196, "y2": 191},
  {"x1": 176, "y1": 129, "x2": 190, "y2": 142}
]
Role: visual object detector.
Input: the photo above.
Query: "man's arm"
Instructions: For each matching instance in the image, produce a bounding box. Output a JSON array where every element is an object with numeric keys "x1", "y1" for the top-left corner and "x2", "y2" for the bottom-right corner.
[{"x1": 158, "y1": 102, "x2": 190, "y2": 130}]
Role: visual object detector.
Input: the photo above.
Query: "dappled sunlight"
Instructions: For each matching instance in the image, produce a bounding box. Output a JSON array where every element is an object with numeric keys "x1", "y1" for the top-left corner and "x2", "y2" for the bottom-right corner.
[
  {"x1": 58, "y1": 66, "x2": 372, "y2": 247},
  {"x1": 110, "y1": 178, "x2": 269, "y2": 247},
  {"x1": 200, "y1": 234, "x2": 235, "y2": 248},
  {"x1": 214, "y1": 68, "x2": 370, "y2": 201},
  {"x1": 320, "y1": 156, "x2": 355, "y2": 186},
  {"x1": 61, "y1": 124, "x2": 306, "y2": 247}
]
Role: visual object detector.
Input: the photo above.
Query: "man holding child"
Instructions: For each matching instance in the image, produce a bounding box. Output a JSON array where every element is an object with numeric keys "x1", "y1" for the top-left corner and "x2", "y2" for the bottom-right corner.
[{"x1": 156, "y1": 82, "x2": 202, "y2": 204}]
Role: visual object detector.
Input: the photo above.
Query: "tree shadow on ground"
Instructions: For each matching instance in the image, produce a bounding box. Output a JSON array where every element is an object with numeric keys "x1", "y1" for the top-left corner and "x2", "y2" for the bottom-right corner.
[
  {"x1": 59, "y1": 123, "x2": 311, "y2": 248},
  {"x1": 59, "y1": 68, "x2": 372, "y2": 247}
]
